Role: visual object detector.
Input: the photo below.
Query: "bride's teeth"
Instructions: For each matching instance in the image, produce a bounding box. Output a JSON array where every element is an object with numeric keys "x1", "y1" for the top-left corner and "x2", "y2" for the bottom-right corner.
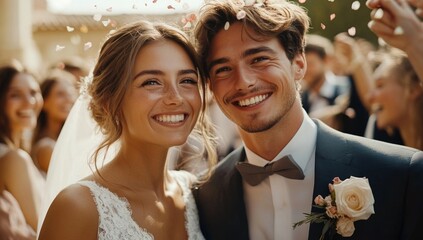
[
  {"x1": 156, "y1": 114, "x2": 185, "y2": 123},
  {"x1": 238, "y1": 94, "x2": 268, "y2": 107}
]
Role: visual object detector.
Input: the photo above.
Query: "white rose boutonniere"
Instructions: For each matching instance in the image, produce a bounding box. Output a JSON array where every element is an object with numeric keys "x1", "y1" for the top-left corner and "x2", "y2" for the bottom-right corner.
[{"x1": 293, "y1": 176, "x2": 375, "y2": 240}]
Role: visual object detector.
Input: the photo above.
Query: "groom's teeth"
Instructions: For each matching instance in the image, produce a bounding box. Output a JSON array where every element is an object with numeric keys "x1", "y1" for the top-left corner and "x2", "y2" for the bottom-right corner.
[
  {"x1": 155, "y1": 114, "x2": 185, "y2": 123},
  {"x1": 238, "y1": 94, "x2": 269, "y2": 107}
]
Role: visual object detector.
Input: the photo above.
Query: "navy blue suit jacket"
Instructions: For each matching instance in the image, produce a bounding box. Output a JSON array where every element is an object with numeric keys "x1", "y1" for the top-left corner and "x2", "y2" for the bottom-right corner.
[{"x1": 193, "y1": 120, "x2": 423, "y2": 240}]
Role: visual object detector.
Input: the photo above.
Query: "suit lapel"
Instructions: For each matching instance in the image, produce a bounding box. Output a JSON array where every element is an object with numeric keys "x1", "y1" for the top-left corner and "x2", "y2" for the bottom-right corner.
[
  {"x1": 220, "y1": 147, "x2": 250, "y2": 239},
  {"x1": 309, "y1": 120, "x2": 355, "y2": 239}
]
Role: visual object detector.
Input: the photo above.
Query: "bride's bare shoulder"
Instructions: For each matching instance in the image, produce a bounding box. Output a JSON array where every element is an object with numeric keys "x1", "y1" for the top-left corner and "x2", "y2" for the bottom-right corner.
[
  {"x1": 38, "y1": 183, "x2": 98, "y2": 240},
  {"x1": 54, "y1": 183, "x2": 97, "y2": 208}
]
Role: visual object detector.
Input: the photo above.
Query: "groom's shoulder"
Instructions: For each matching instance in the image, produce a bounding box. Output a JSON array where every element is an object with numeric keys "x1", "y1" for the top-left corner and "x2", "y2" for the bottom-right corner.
[{"x1": 316, "y1": 119, "x2": 420, "y2": 160}]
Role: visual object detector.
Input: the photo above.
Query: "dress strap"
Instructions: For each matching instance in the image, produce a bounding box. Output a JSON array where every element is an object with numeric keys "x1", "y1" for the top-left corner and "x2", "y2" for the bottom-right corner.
[{"x1": 78, "y1": 180, "x2": 154, "y2": 240}]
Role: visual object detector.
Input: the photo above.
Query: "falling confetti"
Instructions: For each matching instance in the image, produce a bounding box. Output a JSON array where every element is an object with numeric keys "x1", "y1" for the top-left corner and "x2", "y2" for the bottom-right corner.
[
  {"x1": 57, "y1": 62, "x2": 65, "y2": 69},
  {"x1": 348, "y1": 27, "x2": 356, "y2": 36},
  {"x1": 236, "y1": 10, "x2": 246, "y2": 20},
  {"x1": 321, "y1": 23, "x2": 326, "y2": 30},
  {"x1": 153, "y1": 0, "x2": 158, "y2": 3},
  {"x1": 224, "y1": 21, "x2": 230, "y2": 30},
  {"x1": 183, "y1": 22, "x2": 192, "y2": 29},
  {"x1": 106, "y1": 7, "x2": 113, "y2": 12},
  {"x1": 93, "y1": 14, "x2": 102, "y2": 22},
  {"x1": 351, "y1": 1, "x2": 360, "y2": 10},
  {"x1": 109, "y1": 29, "x2": 117, "y2": 35},
  {"x1": 167, "y1": 5, "x2": 175, "y2": 9},
  {"x1": 66, "y1": 26, "x2": 74, "y2": 32},
  {"x1": 330, "y1": 13, "x2": 336, "y2": 21},
  {"x1": 186, "y1": 13, "x2": 197, "y2": 22},
  {"x1": 84, "y1": 42, "x2": 92, "y2": 51},
  {"x1": 80, "y1": 25, "x2": 89, "y2": 33},
  {"x1": 55, "y1": 45, "x2": 65, "y2": 51},
  {"x1": 299, "y1": 0, "x2": 306, "y2": 3},
  {"x1": 132, "y1": 4, "x2": 137, "y2": 9},
  {"x1": 110, "y1": 19, "x2": 117, "y2": 28},
  {"x1": 102, "y1": 19, "x2": 111, "y2": 27},
  {"x1": 328, "y1": 0, "x2": 334, "y2": 2}
]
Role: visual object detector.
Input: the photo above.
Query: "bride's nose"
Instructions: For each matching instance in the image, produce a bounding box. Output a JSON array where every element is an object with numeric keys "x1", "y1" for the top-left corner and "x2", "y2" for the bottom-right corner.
[{"x1": 163, "y1": 85, "x2": 183, "y2": 106}]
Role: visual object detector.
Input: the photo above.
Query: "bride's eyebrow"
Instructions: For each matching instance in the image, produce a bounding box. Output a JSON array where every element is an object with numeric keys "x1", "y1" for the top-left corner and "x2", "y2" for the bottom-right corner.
[
  {"x1": 178, "y1": 69, "x2": 197, "y2": 76},
  {"x1": 133, "y1": 69, "x2": 197, "y2": 80},
  {"x1": 133, "y1": 70, "x2": 163, "y2": 80}
]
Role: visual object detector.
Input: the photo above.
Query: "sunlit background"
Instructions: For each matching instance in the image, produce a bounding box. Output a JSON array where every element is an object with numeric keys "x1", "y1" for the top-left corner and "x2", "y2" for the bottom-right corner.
[
  {"x1": 0, "y1": 0, "x2": 375, "y2": 75},
  {"x1": 47, "y1": 0, "x2": 204, "y2": 14}
]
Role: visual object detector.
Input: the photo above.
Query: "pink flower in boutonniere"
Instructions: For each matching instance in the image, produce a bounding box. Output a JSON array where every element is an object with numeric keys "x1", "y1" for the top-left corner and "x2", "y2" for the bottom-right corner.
[{"x1": 293, "y1": 176, "x2": 375, "y2": 240}]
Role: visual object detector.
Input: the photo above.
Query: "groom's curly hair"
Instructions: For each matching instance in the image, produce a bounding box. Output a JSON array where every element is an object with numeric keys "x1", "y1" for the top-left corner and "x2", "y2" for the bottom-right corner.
[{"x1": 194, "y1": 0, "x2": 310, "y2": 79}]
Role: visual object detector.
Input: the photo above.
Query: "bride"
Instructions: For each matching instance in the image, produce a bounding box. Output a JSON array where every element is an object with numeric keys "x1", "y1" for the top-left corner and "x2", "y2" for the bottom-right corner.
[{"x1": 38, "y1": 20, "x2": 217, "y2": 240}]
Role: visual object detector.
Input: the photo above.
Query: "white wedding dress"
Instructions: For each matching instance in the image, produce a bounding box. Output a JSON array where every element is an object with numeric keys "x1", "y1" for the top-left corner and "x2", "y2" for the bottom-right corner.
[{"x1": 78, "y1": 171, "x2": 205, "y2": 240}]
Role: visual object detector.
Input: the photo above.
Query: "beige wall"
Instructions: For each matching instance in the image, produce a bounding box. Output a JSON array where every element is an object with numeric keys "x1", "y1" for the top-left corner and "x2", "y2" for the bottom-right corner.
[
  {"x1": 33, "y1": 30, "x2": 109, "y2": 73},
  {"x1": 0, "y1": 0, "x2": 42, "y2": 72},
  {"x1": 0, "y1": 0, "x2": 187, "y2": 76}
]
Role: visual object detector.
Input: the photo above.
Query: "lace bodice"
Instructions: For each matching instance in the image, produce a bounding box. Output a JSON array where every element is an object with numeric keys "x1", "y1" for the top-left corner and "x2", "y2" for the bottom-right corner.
[{"x1": 78, "y1": 171, "x2": 205, "y2": 240}]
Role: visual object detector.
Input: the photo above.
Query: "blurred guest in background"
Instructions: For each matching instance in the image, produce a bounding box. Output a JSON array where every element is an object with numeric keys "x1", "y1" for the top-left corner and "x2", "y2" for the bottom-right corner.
[
  {"x1": 367, "y1": 0, "x2": 423, "y2": 85},
  {"x1": 0, "y1": 63, "x2": 45, "y2": 234},
  {"x1": 368, "y1": 51, "x2": 423, "y2": 150},
  {"x1": 32, "y1": 69, "x2": 78, "y2": 175},
  {"x1": 301, "y1": 34, "x2": 350, "y2": 114}
]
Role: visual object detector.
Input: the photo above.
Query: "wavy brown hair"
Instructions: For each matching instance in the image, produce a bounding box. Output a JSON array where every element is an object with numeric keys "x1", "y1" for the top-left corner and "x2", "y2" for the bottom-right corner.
[
  {"x1": 194, "y1": 0, "x2": 310, "y2": 78},
  {"x1": 88, "y1": 20, "x2": 217, "y2": 178},
  {"x1": 32, "y1": 69, "x2": 76, "y2": 145}
]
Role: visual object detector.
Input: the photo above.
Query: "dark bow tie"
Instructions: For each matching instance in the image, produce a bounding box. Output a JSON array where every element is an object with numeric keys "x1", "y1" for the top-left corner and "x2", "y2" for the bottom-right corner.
[{"x1": 235, "y1": 155, "x2": 305, "y2": 186}]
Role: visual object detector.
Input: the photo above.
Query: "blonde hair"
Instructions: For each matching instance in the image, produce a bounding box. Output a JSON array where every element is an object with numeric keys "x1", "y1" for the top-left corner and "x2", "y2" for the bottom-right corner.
[
  {"x1": 88, "y1": 20, "x2": 217, "y2": 179},
  {"x1": 389, "y1": 53, "x2": 423, "y2": 149}
]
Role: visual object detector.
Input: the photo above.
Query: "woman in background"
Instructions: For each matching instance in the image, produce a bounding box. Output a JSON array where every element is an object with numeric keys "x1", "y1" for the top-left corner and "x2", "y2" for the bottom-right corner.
[
  {"x1": 32, "y1": 69, "x2": 77, "y2": 174},
  {"x1": 0, "y1": 64, "x2": 45, "y2": 233},
  {"x1": 368, "y1": 51, "x2": 423, "y2": 150}
]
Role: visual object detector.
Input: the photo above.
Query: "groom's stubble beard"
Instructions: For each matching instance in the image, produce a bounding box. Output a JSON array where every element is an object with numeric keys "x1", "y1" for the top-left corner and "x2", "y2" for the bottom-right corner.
[{"x1": 220, "y1": 85, "x2": 297, "y2": 133}]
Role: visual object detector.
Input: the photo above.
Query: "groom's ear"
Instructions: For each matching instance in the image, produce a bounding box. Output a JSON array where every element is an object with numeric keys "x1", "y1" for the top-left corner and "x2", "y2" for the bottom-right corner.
[{"x1": 293, "y1": 53, "x2": 306, "y2": 81}]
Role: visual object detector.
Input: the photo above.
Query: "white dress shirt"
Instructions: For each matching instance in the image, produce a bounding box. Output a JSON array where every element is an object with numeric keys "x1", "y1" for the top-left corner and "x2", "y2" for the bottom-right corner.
[{"x1": 243, "y1": 112, "x2": 317, "y2": 240}]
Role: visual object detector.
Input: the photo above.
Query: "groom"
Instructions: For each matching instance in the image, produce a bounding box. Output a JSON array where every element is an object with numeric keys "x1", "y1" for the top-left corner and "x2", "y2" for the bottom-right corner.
[{"x1": 192, "y1": 0, "x2": 423, "y2": 239}]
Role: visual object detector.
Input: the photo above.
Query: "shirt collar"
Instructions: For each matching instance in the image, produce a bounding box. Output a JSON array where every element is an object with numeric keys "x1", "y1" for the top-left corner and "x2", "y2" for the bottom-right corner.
[{"x1": 244, "y1": 111, "x2": 317, "y2": 173}]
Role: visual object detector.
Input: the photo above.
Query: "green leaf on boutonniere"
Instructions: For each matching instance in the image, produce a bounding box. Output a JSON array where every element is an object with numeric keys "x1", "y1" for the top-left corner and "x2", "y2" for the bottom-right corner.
[
  {"x1": 320, "y1": 219, "x2": 336, "y2": 240},
  {"x1": 294, "y1": 176, "x2": 375, "y2": 239},
  {"x1": 292, "y1": 212, "x2": 327, "y2": 228}
]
